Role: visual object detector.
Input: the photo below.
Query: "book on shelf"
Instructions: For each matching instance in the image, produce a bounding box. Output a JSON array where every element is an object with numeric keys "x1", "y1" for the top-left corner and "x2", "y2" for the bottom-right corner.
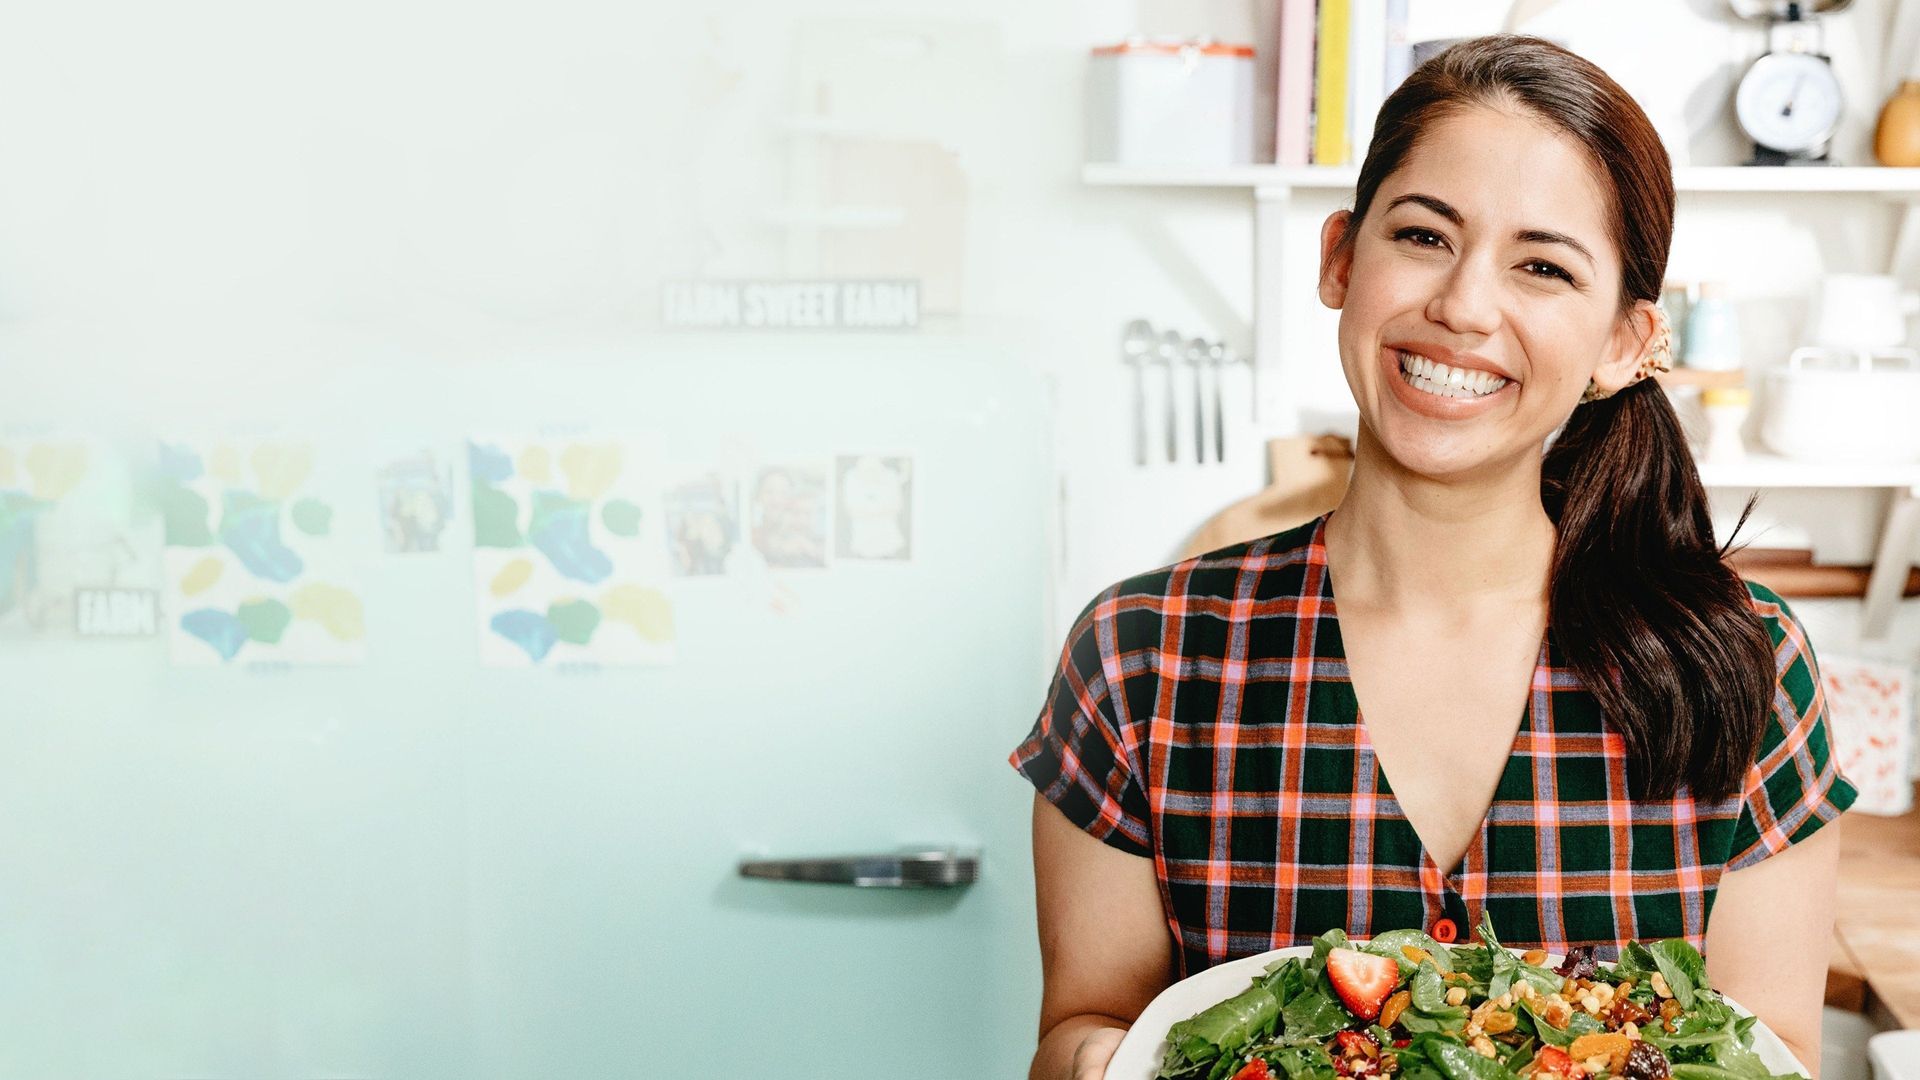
[
  {"x1": 1274, "y1": 0, "x2": 1316, "y2": 166},
  {"x1": 1348, "y1": 0, "x2": 1386, "y2": 165},
  {"x1": 1276, "y1": 0, "x2": 1416, "y2": 167},
  {"x1": 1312, "y1": 0, "x2": 1351, "y2": 166}
]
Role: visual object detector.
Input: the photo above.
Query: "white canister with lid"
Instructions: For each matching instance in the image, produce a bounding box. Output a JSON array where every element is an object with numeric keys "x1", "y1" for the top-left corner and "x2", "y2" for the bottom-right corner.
[
  {"x1": 1086, "y1": 39, "x2": 1256, "y2": 168},
  {"x1": 1761, "y1": 347, "x2": 1920, "y2": 463}
]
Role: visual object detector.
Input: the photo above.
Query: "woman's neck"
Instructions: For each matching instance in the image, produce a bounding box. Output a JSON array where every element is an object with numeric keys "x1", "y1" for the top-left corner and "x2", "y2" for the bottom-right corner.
[{"x1": 1322, "y1": 427, "x2": 1556, "y2": 613}]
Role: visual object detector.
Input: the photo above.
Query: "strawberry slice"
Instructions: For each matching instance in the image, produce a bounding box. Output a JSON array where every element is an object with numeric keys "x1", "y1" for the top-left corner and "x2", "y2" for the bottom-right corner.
[
  {"x1": 1326, "y1": 947, "x2": 1401, "y2": 1021},
  {"x1": 1529, "y1": 1047, "x2": 1576, "y2": 1078},
  {"x1": 1232, "y1": 1062, "x2": 1272, "y2": 1080}
]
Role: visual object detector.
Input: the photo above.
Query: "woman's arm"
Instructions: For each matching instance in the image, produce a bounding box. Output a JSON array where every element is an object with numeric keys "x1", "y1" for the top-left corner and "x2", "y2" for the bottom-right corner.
[
  {"x1": 1702, "y1": 818, "x2": 1844, "y2": 1080},
  {"x1": 1029, "y1": 793, "x2": 1178, "y2": 1080}
]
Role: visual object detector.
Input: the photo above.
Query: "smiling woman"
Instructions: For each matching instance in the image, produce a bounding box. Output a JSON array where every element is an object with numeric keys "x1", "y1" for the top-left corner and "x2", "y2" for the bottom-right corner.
[{"x1": 1015, "y1": 35, "x2": 1857, "y2": 1080}]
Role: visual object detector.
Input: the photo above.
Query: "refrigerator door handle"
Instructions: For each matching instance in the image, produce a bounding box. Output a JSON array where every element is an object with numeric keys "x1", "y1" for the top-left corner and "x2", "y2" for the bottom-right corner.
[{"x1": 737, "y1": 848, "x2": 980, "y2": 888}]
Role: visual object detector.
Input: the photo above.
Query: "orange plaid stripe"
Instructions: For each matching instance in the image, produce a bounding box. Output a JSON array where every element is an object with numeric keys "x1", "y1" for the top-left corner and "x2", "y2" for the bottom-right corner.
[{"x1": 1010, "y1": 515, "x2": 1856, "y2": 977}]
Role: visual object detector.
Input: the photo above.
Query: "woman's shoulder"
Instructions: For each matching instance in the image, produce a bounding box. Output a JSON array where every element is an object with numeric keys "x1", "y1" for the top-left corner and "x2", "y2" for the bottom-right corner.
[
  {"x1": 1088, "y1": 515, "x2": 1325, "y2": 608},
  {"x1": 1062, "y1": 516, "x2": 1329, "y2": 653},
  {"x1": 1739, "y1": 578, "x2": 1814, "y2": 654}
]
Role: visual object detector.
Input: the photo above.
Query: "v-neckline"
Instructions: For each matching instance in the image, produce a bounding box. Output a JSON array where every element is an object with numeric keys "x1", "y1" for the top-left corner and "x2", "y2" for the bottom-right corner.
[{"x1": 1309, "y1": 513, "x2": 1549, "y2": 886}]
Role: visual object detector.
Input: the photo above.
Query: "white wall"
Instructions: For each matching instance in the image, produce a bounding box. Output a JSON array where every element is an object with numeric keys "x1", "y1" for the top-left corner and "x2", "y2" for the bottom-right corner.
[{"x1": 4, "y1": 0, "x2": 1918, "y2": 661}]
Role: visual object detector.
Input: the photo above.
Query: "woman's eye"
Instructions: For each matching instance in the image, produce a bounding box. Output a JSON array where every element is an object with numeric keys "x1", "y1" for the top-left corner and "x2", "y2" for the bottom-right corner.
[
  {"x1": 1523, "y1": 259, "x2": 1574, "y2": 284},
  {"x1": 1394, "y1": 227, "x2": 1444, "y2": 248}
]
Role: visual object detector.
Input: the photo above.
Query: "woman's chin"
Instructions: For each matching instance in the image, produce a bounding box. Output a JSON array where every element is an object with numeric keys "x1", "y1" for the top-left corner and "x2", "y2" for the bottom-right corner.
[{"x1": 1369, "y1": 422, "x2": 1511, "y2": 481}]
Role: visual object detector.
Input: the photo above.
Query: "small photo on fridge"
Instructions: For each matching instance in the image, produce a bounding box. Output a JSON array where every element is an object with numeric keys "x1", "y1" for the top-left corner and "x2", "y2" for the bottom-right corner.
[
  {"x1": 664, "y1": 472, "x2": 741, "y2": 577},
  {"x1": 750, "y1": 464, "x2": 829, "y2": 569},
  {"x1": 377, "y1": 450, "x2": 455, "y2": 553},
  {"x1": 834, "y1": 454, "x2": 912, "y2": 561}
]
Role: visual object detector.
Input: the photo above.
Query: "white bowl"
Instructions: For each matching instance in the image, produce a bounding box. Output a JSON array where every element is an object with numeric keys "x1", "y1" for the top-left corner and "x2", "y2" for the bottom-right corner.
[{"x1": 1106, "y1": 944, "x2": 1810, "y2": 1080}]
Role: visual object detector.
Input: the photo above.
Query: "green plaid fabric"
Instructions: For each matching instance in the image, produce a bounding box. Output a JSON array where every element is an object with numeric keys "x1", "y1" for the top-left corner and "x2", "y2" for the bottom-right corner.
[{"x1": 1011, "y1": 514, "x2": 1856, "y2": 976}]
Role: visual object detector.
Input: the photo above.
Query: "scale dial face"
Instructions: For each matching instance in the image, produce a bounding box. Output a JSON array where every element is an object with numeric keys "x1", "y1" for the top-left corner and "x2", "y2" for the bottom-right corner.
[{"x1": 1736, "y1": 50, "x2": 1844, "y2": 154}]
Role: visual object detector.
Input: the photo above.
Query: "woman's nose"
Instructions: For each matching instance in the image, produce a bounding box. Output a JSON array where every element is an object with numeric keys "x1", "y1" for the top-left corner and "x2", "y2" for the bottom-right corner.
[{"x1": 1424, "y1": 259, "x2": 1503, "y2": 338}]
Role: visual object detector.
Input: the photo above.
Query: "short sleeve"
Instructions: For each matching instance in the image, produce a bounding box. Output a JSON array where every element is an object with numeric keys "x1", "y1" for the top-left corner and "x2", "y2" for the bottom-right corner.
[
  {"x1": 1008, "y1": 590, "x2": 1154, "y2": 857},
  {"x1": 1725, "y1": 584, "x2": 1859, "y2": 872}
]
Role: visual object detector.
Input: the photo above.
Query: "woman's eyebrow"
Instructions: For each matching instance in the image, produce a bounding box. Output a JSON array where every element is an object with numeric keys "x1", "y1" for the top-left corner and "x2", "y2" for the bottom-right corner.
[{"x1": 1385, "y1": 193, "x2": 1597, "y2": 268}]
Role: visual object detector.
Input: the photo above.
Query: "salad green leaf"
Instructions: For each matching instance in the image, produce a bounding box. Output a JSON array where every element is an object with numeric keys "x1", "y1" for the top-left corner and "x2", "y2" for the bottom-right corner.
[
  {"x1": 1263, "y1": 958, "x2": 1311, "y2": 1008},
  {"x1": 1367, "y1": 929, "x2": 1455, "y2": 973},
  {"x1": 1282, "y1": 987, "x2": 1357, "y2": 1041},
  {"x1": 1161, "y1": 981, "x2": 1281, "y2": 1075},
  {"x1": 1426, "y1": 1038, "x2": 1524, "y2": 1080},
  {"x1": 1269, "y1": 1044, "x2": 1338, "y2": 1080},
  {"x1": 1645, "y1": 940, "x2": 1708, "y2": 1010},
  {"x1": 1308, "y1": 928, "x2": 1350, "y2": 978},
  {"x1": 1411, "y1": 962, "x2": 1451, "y2": 1014}
]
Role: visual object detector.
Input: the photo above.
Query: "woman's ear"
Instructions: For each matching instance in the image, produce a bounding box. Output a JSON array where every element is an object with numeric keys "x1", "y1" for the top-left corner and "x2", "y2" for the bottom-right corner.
[
  {"x1": 1317, "y1": 210, "x2": 1355, "y2": 310},
  {"x1": 1590, "y1": 299, "x2": 1661, "y2": 398}
]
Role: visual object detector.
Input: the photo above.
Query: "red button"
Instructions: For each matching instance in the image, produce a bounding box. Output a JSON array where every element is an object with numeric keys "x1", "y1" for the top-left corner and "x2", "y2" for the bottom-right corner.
[{"x1": 1431, "y1": 917, "x2": 1459, "y2": 944}]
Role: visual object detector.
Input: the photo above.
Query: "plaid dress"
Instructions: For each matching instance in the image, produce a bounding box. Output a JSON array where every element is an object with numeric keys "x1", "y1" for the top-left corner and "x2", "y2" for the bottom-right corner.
[{"x1": 1010, "y1": 514, "x2": 1857, "y2": 976}]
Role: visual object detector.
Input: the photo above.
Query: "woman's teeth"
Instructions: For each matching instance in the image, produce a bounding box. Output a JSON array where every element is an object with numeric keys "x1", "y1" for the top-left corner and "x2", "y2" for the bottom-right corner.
[{"x1": 1396, "y1": 350, "x2": 1509, "y2": 399}]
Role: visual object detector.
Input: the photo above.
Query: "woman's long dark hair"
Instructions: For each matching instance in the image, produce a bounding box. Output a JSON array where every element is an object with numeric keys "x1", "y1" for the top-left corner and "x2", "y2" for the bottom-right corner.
[{"x1": 1338, "y1": 35, "x2": 1772, "y2": 799}]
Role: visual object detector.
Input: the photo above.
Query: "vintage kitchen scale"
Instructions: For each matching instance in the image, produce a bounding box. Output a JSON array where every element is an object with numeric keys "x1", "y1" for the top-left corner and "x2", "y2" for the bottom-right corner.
[{"x1": 1730, "y1": 0, "x2": 1851, "y2": 165}]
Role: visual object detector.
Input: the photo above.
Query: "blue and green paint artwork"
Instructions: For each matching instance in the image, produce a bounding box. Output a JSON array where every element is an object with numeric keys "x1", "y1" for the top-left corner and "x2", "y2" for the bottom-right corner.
[
  {"x1": 468, "y1": 437, "x2": 675, "y2": 667},
  {"x1": 160, "y1": 440, "x2": 364, "y2": 665}
]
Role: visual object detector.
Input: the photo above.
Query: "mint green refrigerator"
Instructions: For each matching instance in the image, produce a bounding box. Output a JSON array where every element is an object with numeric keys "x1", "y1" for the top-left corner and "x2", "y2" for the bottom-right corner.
[{"x1": 0, "y1": 335, "x2": 1054, "y2": 1078}]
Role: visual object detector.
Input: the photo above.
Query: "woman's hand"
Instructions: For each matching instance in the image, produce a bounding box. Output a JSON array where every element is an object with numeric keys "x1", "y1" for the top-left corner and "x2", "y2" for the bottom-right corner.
[{"x1": 1070, "y1": 1027, "x2": 1125, "y2": 1080}]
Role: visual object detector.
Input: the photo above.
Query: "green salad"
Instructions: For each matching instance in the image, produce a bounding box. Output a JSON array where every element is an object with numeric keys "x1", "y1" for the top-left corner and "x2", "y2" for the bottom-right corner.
[{"x1": 1155, "y1": 915, "x2": 1803, "y2": 1080}]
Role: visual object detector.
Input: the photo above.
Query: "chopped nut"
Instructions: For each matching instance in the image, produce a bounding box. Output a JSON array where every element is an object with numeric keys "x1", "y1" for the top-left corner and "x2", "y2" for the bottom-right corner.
[
  {"x1": 1523, "y1": 949, "x2": 1549, "y2": 965},
  {"x1": 1650, "y1": 972, "x2": 1671, "y2": 1000},
  {"x1": 1496, "y1": 993, "x2": 1514, "y2": 1009},
  {"x1": 1447, "y1": 986, "x2": 1469, "y2": 1006},
  {"x1": 1594, "y1": 984, "x2": 1615, "y2": 1004},
  {"x1": 1515, "y1": 982, "x2": 1537, "y2": 1001},
  {"x1": 1473, "y1": 1037, "x2": 1499, "y2": 1058},
  {"x1": 1581, "y1": 995, "x2": 1602, "y2": 1014},
  {"x1": 1584, "y1": 1055, "x2": 1612, "y2": 1074},
  {"x1": 1622, "y1": 1022, "x2": 1640, "y2": 1040}
]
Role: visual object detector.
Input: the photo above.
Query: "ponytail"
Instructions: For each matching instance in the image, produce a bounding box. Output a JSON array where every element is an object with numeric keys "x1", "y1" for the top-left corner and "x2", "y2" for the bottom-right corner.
[{"x1": 1540, "y1": 380, "x2": 1772, "y2": 799}]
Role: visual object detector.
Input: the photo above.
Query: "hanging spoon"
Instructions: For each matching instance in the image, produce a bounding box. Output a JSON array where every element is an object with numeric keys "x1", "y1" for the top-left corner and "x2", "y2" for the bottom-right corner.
[
  {"x1": 1120, "y1": 319, "x2": 1155, "y2": 467},
  {"x1": 1206, "y1": 340, "x2": 1229, "y2": 464},
  {"x1": 1185, "y1": 337, "x2": 1211, "y2": 464},
  {"x1": 1157, "y1": 329, "x2": 1183, "y2": 465}
]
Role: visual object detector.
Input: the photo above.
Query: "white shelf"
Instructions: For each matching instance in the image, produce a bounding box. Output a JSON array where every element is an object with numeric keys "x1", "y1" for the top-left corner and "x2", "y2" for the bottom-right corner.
[
  {"x1": 1082, "y1": 163, "x2": 1920, "y2": 195},
  {"x1": 1697, "y1": 454, "x2": 1920, "y2": 489},
  {"x1": 1082, "y1": 159, "x2": 1920, "y2": 639}
]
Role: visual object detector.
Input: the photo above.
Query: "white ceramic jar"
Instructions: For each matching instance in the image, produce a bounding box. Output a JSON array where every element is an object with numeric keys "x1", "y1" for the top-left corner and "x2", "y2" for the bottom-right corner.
[{"x1": 1086, "y1": 39, "x2": 1256, "y2": 168}]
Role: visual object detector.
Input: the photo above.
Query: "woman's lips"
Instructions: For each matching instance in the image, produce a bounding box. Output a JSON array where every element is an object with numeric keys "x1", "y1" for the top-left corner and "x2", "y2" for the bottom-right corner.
[{"x1": 1382, "y1": 345, "x2": 1515, "y2": 417}]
